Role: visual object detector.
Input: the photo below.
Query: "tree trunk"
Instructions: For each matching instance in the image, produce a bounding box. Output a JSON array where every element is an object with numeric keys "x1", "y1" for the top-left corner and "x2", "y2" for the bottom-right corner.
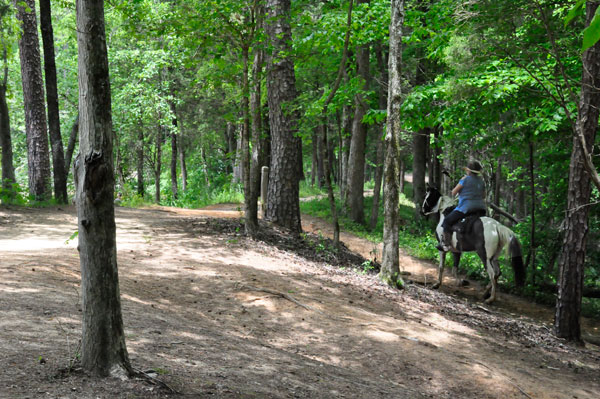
[
  {"x1": 340, "y1": 102, "x2": 352, "y2": 199},
  {"x1": 554, "y1": 1, "x2": 600, "y2": 342},
  {"x1": 169, "y1": 102, "x2": 178, "y2": 200},
  {"x1": 0, "y1": 48, "x2": 15, "y2": 191},
  {"x1": 380, "y1": 0, "x2": 405, "y2": 289},
  {"x1": 154, "y1": 127, "x2": 162, "y2": 203},
  {"x1": 65, "y1": 113, "x2": 79, "y2": 177},
  {"x1": 241, "y1": 43, "x2": 258, "y2": 235},
  {"x1": 346, "y1": 6, "x2": 370, "y2": 224},
  {"x1": 250, "y1": 41, "x2": 264, "y2": 214},
  {"x1": 311, "y1": 130, "x2": 318, "y2": 185},
  {"x1": 412, "y1": 128, "x2": 428, "y2": 216},
  {"x1": 16, "y1": 0, "x2": 52, "y2": 201},
  {"x1": 40, "y1": 0, "x2": 67, "y2": 203},
  {"x1": 264, "y1": 0, "x2": 302, "y2": 233},
  {"x1": 179, "y1": 128, "x2": 187, "y2": 192},
  {"x1": 75, "y1": 0, "x2": 131, "y2": 376},
  {"x1": 136, "y1": 128, "x2": 144, "y2": 197},
  {"x1": 370, "y1": 41, "x2": 388, "y2": 231}
]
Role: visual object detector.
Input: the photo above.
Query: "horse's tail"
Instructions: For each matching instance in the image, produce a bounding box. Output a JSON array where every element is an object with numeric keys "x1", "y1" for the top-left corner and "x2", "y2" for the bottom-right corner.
[
  {"x1": 508, "y1": 235, "x2": 525, "y2": 288},
  {"x1": 498, "y1": 224, "x2": 526, "y2": 288}
]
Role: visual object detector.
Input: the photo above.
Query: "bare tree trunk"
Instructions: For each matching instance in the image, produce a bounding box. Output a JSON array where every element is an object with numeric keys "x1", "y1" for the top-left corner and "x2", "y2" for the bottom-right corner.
[
  {"x1": 264, "y1": 0, "x2": 302, "y2": 233},
  {"x1": 169, "y1": 102, "x2": 178, "y2": 200},
  {"x1": 412, "y1": 128, "x2": 428, "y2": 215},
  {"x1": 16, "y1": 0, "x2": 52, "y2": 201},
  {"x1": 40, "y1": 0, "x2": 67, "y2": 203},
  {"x1": 346, "y1": 5, "x2": 370, "y2": 224},
  {"x1": 311, "y1": 130, "x2": 318, "y2": 185},
  {"x1": 250, "y1": 40, "x2": 264, "y2": 216},
  {"x1": 0, "y1": 45, "x2": 15, "y2": 191},
  {"x1": 65, "y1": 113, "x2": 79, "y2": 177},
  {"x1": 179, "y1": 128, "x2": 187, "y2": 192},
  {"x1": 555, "y1": 1, "x2": 600, "y2": 342},
  {"x1": 154, "y1": 127, "x2": 162, "y2": 203},
  {"x1": 75, "y1": 0, "x2": 132, "y2": 376},
  {"x1": 136, "y1": 128, "x2": 144, "y2": 197},
  {"x1": 380, "y1": 0, "x2": 405, "y2": 288}
]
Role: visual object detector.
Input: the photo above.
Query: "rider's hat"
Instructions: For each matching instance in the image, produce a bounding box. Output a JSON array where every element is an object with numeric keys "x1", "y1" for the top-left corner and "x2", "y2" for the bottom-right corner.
[{"x1": 465, "y1": 160, "x2": 483, "y2": 175}]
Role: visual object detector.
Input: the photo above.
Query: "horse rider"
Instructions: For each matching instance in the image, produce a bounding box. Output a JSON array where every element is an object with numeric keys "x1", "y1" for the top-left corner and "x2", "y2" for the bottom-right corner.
[{"x1": 437, "y1": 160, "x2": 487, "y2": 251}]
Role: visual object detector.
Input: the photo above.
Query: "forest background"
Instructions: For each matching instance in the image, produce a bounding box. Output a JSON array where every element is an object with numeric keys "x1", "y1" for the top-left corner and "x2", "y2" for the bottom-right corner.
[{"x1": 0, "y1": 0, "x2": 599, "y2": 341}]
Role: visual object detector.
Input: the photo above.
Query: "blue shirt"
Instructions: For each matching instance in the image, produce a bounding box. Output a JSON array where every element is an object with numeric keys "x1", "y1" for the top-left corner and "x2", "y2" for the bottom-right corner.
[{"x1": 456, "y1": 175, "x2": 486, "y2": 213}]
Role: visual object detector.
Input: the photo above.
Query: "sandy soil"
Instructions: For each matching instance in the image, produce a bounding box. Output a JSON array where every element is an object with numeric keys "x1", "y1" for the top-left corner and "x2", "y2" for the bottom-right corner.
[{"x1": 0, "y1": 204, "x2": 599, "y2": 399}]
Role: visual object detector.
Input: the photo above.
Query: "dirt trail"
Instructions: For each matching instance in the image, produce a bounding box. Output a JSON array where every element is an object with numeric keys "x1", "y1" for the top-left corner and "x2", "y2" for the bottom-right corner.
[{"x1": 0, "y1": 204, "x2": 599, "y2": 399}]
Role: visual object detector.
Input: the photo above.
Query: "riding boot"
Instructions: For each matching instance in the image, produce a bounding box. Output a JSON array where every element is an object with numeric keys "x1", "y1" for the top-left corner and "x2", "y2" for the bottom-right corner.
[{"x1": 436, "y1": 231, "x2": 452, "y2": 251}]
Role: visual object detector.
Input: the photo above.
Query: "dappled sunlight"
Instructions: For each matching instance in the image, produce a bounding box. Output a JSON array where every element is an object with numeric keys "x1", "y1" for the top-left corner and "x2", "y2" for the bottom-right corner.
[
  {"x1": 365, "y1": 329, "x2": 400, "y2": 343},
  {"x1": 0, "y1": 285, "x2": 41, "y2": 294}
]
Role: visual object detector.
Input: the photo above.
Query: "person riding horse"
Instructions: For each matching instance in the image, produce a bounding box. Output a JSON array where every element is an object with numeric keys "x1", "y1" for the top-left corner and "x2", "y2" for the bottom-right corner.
[{"x1": 437, "y1": 160, "x2": 486, "y2": 252}]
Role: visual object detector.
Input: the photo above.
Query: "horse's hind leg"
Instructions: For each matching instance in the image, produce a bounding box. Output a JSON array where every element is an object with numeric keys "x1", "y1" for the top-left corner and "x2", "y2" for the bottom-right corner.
[
  {"x1": 432, "y1": 251, "x2": 446, "y2": 289},
  {"x1": 483, "y1": 257, "x2": 501, "y2": 304},
  {"x1": 452, "y1": 252, "x2": 462, "y2": 284}
]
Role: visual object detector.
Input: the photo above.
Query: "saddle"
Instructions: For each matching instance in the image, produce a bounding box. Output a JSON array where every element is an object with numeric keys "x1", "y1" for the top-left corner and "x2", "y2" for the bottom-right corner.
[{"x1": 451, "y1": 209, "x2": 486, "y2": 235}]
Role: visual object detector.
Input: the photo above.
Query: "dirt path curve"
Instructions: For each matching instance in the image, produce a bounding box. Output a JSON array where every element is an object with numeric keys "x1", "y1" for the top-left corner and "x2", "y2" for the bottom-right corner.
[{"x1": 1, "y1": 204, "x2": 599, "y2": 399}]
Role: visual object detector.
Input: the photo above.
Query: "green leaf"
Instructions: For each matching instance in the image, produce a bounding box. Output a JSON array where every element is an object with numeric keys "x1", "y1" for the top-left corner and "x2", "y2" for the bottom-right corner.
[
  {"x1": 565, "y1": 0, "x2": 585, "y2": 27},
  {"x1": 583, "y1": 9, "x2": 600, "y2": 51}
]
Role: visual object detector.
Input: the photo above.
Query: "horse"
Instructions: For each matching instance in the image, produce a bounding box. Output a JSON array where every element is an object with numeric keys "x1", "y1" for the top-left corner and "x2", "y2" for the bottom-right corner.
[{"x1": 420, "y1": 185, "x2": 525, "y2": 304}]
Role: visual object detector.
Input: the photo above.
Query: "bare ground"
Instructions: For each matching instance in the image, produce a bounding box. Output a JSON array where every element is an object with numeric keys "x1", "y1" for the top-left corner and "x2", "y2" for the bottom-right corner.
[{"x1": 0, "y1": 204, "x2": 599, "y2": 399}]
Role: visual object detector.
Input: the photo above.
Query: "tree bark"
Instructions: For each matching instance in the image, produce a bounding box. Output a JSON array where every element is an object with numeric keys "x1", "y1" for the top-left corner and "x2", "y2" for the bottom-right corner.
[
  {"x1": 75, "y1": 0, "x2": 131, "y2": 376},
  {"x1": 40, "y1": 0, "x2": 67, "y2": 203},
  {"x1": 346, "y1": 2, "x2": 370, "y2": 224},
  {"x1": 0, "y1": 46, "x2": 15, "y2": 191},
  {"x1": 250, "y1": 40, "x2": 264, "y2": 215},
  {"x1": 15, "y1": 0, "x2": 52, "y2": 201},
  {"x1": 136, "y1": 128, "x2": 144, "y2": 197},
  {"x1": 169, "y1": 102, "x2": 178, "y2": 200},
  {"x1": 65, "y1": 113, "x2": 79, "y2": 178},
  {"x1": 554, "y1": 1, "x2": 600, "y2": 342},
  {"x1": 412, "y1": 128, "x2": 428, "y2": 216},
  {"x1": 264, "y1": 0, "x2": 302, "y2": 233},
  {"x1": 380, "y1": 0, "x2": 405, "y2": 288},
  {"x1": 154, "y1": 126, "x2": 162, "y2": 203}
]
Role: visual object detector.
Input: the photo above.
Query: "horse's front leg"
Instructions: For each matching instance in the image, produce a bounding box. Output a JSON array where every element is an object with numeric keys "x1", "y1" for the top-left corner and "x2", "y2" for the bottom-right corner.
[{"x1": 432, "y1": 250, "x2": 446, "y2": 289}]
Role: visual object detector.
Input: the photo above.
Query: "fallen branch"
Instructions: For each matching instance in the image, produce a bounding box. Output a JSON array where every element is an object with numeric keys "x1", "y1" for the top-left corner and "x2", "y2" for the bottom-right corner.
[
  {"x1": 489, "y1": 203, "x2": 520, "y2": 224},
  {"x1": 238, "y1": 283, "x2": 325, "y2": 315}
]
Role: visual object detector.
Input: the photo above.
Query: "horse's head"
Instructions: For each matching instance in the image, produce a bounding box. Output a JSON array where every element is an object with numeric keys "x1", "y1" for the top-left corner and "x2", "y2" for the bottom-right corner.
[{"x1": 421, "y1": 184, "x2": 442, "y2": 215}]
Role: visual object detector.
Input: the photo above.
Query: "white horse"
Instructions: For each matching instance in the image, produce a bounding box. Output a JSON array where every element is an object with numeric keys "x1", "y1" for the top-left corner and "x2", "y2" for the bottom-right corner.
[{"x1": 421, "y1": 185, "x2": 525, "y2": 304}]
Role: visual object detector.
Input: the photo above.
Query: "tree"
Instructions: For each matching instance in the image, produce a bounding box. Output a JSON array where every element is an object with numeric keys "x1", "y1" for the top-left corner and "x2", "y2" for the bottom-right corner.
[
  {"x1": 380, "y1": 0, "x2": 404, "y2": 289},
  {"x1": 554, "y1": 1, "x2": 600, "y2": 342},
  {"x1": 0, "y1": 2, "x2": 14, "y2": 192},
  {"x1": 40, "y1": 0, "x2": 67, "y2": 203},
  {"x1": 75, "y1": 0, "x2": 132, "y2": 376},
  {"x1": 15, "y1": 0, "x2": 52, "y2": 200},
  {"x1": 345, "y1": 0, "x2": 371, "y2": 225},
  {"x1": 264, "y1": 0, "x2": 302, "y2": 233}
]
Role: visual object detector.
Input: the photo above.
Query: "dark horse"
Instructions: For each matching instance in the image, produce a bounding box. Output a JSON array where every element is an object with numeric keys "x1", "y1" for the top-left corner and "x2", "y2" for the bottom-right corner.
[{"x1": 421, "y1": 185, "x2": 525, "y2": 303}]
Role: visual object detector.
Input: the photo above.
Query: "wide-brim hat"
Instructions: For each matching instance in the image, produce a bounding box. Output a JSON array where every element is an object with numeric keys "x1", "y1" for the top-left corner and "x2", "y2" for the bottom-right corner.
[{"x1": 465, "y1": 160, "x2": 483, "y2": 174}]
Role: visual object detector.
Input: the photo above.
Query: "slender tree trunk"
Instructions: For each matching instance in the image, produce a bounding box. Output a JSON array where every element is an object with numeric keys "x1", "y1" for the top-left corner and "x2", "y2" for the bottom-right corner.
[
  {"x1": 136, "y1": 128, "x2": 144, "y2": 197},
  {"x1": 370, "y1": 41, "x2": 388, "y2": 231},
  {"x1": 241, "y1": 44, "x2": 259, "y2": 235},
  {"x1": 346, "y1": 5, "x2": 370, "y2": 224},
  {"x1": 169, "y1": 102, "x2": 178, "y2": 200},
  {"x1": 16, "y1": 0, "x2": 52, "y2": 201},
  {"x1": 179, "y1": 126, "x2": 187, "y2": 192},
  {"x1": 555, "y1": 1, "x2": 600, "y2": 342},
  {"x1": 154, "y1": 126, "x2": 162, "y2": 203},
  {"x1": 340, "y1": 102, "x2": 352, "y2": 199},
  {"x1": 65, "y1": 113, "x2": 79, "y2": 177},
  {"x1": 250, "y1": 41, "x2": 264, "y2": 211},
  {"x1": 311, "y1": 131, "x2": 318, "y2": 185},
  {"x1": 380, "y1": 0, "x2": 405, "y2": 288},
  {"x1": 264, "y1": 0, "x2": 302, "y2": 233},
  {"x1": 412, "y1": 128, "x2": 428, "y2": 215},
  {"x1": 75, "y1": 0, "x2": 131, "y2": 376},
  {"x1": 0, "y1": 47, "x2": 15, "y2": 191},
  {"x1": 40, "y1": 0, "x2": 67, "y2": 203}
]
